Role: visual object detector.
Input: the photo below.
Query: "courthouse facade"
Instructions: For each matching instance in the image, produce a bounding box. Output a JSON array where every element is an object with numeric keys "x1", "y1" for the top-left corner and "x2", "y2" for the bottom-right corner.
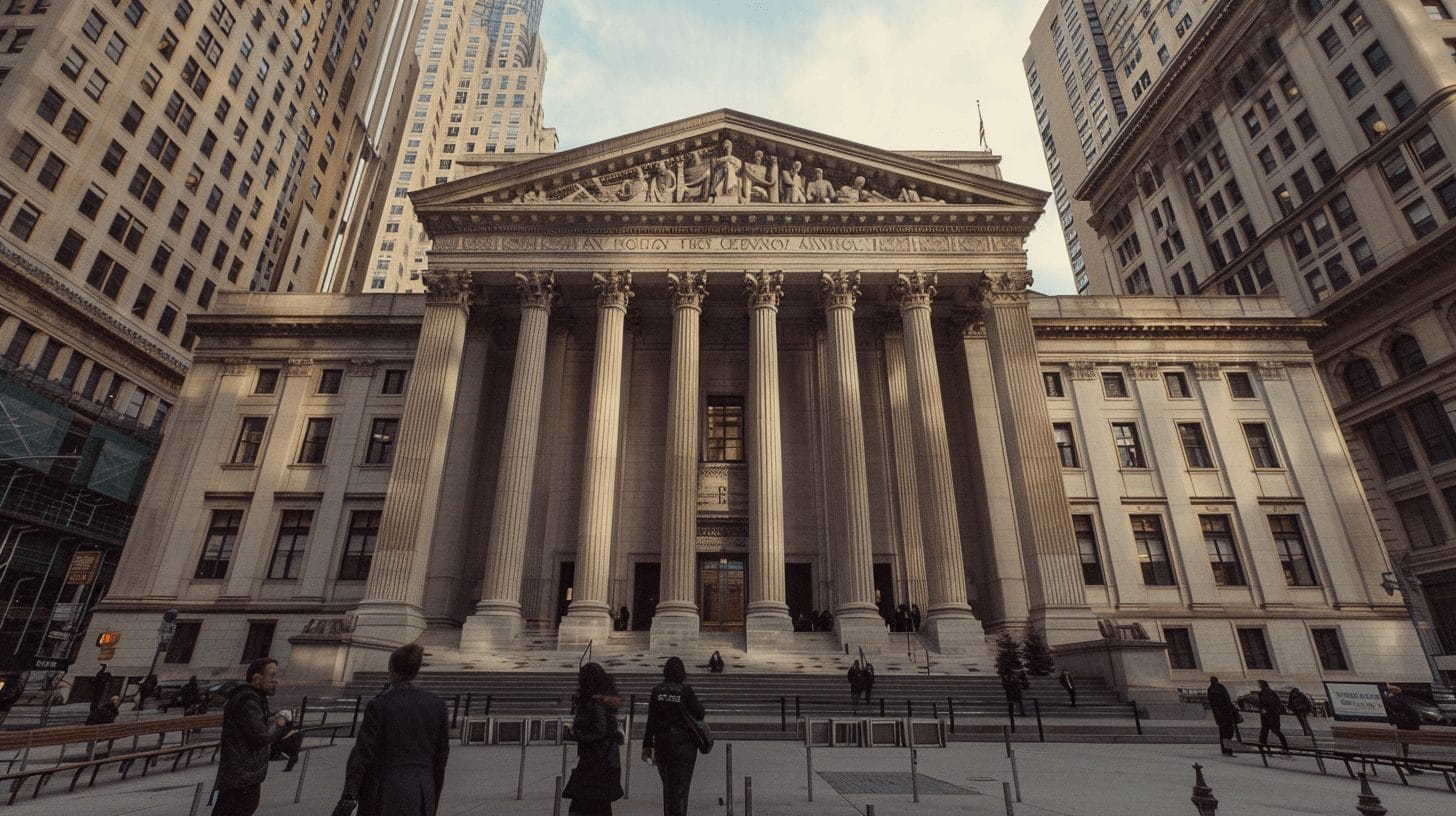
[{"x1": 82, "y1": 112, "x2": 1426, "y2": 688}]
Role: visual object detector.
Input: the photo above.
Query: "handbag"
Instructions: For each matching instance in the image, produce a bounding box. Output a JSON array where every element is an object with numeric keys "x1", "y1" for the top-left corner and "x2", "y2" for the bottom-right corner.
[{"x1": 679, "y1": 699, "x2": 713, "y2": 755}]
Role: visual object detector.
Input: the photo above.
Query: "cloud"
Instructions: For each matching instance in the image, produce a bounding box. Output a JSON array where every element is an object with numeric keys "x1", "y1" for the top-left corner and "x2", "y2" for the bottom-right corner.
[{"x1": 540, "y1": 0, "x2": 1070, "y2": 293}]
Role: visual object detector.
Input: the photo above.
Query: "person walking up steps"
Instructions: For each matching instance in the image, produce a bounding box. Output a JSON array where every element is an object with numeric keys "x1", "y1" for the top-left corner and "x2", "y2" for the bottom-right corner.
[
  {"x1": 1207, "y1": 676, "x2": 1239, "y2": 756},
  {"x1": 1286, "y1": 686, "x2": 1314, "y2": 737},
  {"x1": 213, "y1": 658, "x2": 285, "y2": 816},
  {"x1": 1059, "y1": 669, "x2": 1077, "y2": 707},
  {"x1": 563, "y1": 662, "x2": 624, "y2": 815},
  {"x1": 1255, "y1": 679, "x2": 1290, "y2": 755},
  {"x1": 643, "y1": 656, "x2": 706, "y2": 816}
]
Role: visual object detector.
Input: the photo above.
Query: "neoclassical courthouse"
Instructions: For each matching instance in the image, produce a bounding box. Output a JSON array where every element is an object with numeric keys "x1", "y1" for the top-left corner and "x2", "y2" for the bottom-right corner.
[{"x1": 83, "y1": 111, "x2": 1426, "y2": 689}]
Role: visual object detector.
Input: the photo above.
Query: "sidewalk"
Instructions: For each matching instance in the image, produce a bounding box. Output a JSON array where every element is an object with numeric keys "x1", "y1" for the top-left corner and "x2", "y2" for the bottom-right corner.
[{"x1": 12, "y1": 734, "x2": 1450, "y2": 815}]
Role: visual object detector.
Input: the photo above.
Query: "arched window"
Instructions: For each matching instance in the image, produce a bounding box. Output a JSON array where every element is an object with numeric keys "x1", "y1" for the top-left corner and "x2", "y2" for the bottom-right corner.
[
  {"x1": 1392, "y1": 335, "x2": 1427, "y2": 377},
  {"x1": 1344, "y1": 358, "x2": 1381, "y2": 398}
]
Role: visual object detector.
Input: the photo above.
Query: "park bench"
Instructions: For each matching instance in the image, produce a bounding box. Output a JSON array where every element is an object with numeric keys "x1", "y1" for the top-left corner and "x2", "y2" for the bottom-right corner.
[{"x1": 1320, "y1": 724, "x2": 1456, "y2": 790}]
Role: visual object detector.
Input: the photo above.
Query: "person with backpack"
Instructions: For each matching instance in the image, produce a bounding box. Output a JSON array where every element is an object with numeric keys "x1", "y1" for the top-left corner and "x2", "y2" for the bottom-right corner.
[
  {"x1": 642, "y1": 657, "x2": 706, "y2": 816},
  {"x1": 1286, "y1": 687, "x2": 1315, "y2": 737},
  {"x1": 1255, "y1": 679, "x2": 1289, "y2": 755}
]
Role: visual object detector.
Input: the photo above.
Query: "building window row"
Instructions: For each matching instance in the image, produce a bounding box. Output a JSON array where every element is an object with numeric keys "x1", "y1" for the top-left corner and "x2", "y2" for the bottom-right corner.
[
  {"x1": 193, "y1": 506, "x2": 382, "y2": 583},
  {"x1": 1074, "y1": 512, "x2": 1319, "y2": 590}
]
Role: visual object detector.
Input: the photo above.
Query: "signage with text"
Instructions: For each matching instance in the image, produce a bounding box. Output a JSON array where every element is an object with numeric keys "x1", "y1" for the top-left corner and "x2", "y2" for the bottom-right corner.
[{"x1": 1323, "y1": 681, "x2": 1391, "y2": 722}]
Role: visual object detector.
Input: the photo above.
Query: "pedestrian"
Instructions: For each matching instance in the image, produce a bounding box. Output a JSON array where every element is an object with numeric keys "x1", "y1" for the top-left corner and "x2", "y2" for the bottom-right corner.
[
  {"x1": 562, "y1": 662, "x2": 624, "y2": 815},
  {"x1": 642, "y1": 656, "x2": 705, "y2": 816},
  {"x1": 910, "y1": 604, "x2": 921, "y2": 632},
  {"x1": 861, "y1": 661, "x2": 876, "y2": 704},
  {"x1": 1383, "y1": 685, "x2": 1424, "y2": 775},
  {"x1": 135, "y1": 673, "x2": 159, "y2": 711},
  {"x1": 1002, "y1": 672, "x2": 1025, "y2": 717},
  {"x1": 846, "y1": 661, "x2": 864, "y2": 708},
  {"x1": 212, "y1": 658, "x2": 285, "y2": 816},
  {"x1": 90, "y1": 663, "x2": 112, "y2": 713},
  {"x1": 0, "y1": 674, "x2": 21, "y2": 728},
  {"x1": 617, "y1": 606, "x2": 631, "y2": 631},
  {"x1": 1255, "y1": 679, "x2": 1289, "y2": 755},
  {"x1": 707, "y1": 651, "x2": 724, "y2": 674},
  {"x1": 86, "y1": 695, "x2": 121, "y2": 725},
  {"x1": 332, "y1": 643, "x2": 450, "y2": 816},
  {"x1": 169, "y1": 675, "x2": 201, "y2": 714},
  {"x1": 1207, "y1": 676, "x2": 1239, "y2": 756},
  {"x1": 1059, "y1": 669, "x2": 1077, "y2": 707},
  {"x1": 1286, "y1": 686, "x2": 1314, "y2": 737}
]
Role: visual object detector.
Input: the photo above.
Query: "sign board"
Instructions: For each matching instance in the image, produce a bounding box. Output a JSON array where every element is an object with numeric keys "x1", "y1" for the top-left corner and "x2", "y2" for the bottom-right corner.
[
  {"x1": 1323, "y1": 681, "x2": 1390, "y2": 722},
  {"x1": 65, "y1": 550, "x2": 103, "y2": 585},
  {"x1": 49, "y1": 602, "x2": 82, "y2": 622},
  {"x1": 30, "y1": 656, "x2": 68, "y2": 672},
  {"x1": 95, "y1": 631, "x2": 121, "y2": 647}
]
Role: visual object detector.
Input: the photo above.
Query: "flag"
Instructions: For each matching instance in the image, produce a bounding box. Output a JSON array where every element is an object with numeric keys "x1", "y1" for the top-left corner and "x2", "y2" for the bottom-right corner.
[{"x1": 977, "y1": 100, "x2": 989, "y2": 151}]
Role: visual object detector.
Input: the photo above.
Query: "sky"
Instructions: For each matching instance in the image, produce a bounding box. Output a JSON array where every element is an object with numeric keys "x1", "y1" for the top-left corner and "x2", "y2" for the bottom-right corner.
[{"x1": 538, "y1": 0, "x2": 1074, "y2": 295}]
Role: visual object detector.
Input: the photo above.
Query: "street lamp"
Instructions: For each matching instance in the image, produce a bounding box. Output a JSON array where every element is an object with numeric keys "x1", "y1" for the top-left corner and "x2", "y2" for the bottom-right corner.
[
  {"x1": 1381, "y1": 559, "x2": 1456, "y2": 713},
  {"x1": 145, "y1": 608, "x2": 179, "y2": 680}
]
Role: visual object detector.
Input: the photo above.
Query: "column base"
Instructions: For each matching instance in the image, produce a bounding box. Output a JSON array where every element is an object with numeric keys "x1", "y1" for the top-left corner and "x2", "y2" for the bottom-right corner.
[
  {"x1": 649, "y1": 609, "x2": 700, "y2": 653},
  {"x1": 460, "y1": 604, "x2": 524, "y2": 651},
  {"x1": 835, "y1": 605, "x2": 889, "y2": 653},
  {"x1": 920, "y1": 607, "x2": 990, "y2": 657},
  {"x1": 557, "y1": 603, "x2": 613, "y2": 651},
  {"x1": 745, "y1": 604, "x2": 793, "y2": 653},
  {"x1": 1031, "y1": 605, "x2": 1103, "y2": 646},
  {"x1": 350, "y1": 599, "x2": 427, "y2": 649}
]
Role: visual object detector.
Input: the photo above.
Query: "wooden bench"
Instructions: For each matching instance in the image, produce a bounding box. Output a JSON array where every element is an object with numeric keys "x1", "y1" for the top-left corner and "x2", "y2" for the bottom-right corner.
[{"x1": 1325, "y1": 724, "x2": 1456, "y2": 791}]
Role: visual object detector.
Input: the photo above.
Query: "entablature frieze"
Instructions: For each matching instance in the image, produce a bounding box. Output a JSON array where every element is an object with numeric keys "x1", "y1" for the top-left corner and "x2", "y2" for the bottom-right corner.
[{"x1": 430, "y1": 232, "x2": 1025, "y2": 255}]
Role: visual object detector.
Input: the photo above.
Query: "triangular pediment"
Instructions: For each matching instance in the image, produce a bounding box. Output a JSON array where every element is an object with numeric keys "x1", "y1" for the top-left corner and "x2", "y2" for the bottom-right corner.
[{"x1": 411, "y1": 109, "x2": 1048, "y2": 216}]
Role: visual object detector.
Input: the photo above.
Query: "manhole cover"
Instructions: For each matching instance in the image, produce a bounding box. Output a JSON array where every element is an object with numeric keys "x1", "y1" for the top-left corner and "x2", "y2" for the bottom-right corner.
[{"x1": 817, "y1": 772, "x2": 979, "y2": 795}]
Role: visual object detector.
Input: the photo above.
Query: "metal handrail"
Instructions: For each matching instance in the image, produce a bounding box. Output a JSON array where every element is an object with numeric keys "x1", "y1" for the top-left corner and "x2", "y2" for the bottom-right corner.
[{"x1": 578, "y1": 639, "x2": 592, "y2": 668}]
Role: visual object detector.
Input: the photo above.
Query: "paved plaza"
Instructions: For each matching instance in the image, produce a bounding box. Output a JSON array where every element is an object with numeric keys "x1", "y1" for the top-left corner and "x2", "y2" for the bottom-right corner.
[{"x1": 10, "y1": 735, "x2": 1451, "y2": 815}]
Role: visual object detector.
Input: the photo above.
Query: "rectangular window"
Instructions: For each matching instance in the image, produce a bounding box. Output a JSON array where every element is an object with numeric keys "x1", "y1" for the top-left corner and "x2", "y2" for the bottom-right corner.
[
  {"x1": 706, "y1": 397, "x2": 745, "y2": 462},
  {"x1": 1073, "y1": 514, "x2": 1104, "y2": 585},
  {"x1": 1336, "y1": 64, "x2": 1365, "y2": 98},
  {"x1": 1365, "y1": 413, "x2": 1418, "y2": 478},
  {"x1": 1164, "y1": 627, "x2": 1198, "y2": 670},
  {"x1": 338, "y1": 509, "x2": 381, "y2": 580},
  {"x1": 1043, "y1": 371, "x2": 1064, "y2": 397},
  {"x1": 1381, "y1": 151, "x2": 1414, "y2": 191},
  {"x1": 10, "y1": 131, "x2": 40, "y2": 170},
  {"x1": 381, "y1": 368, "x2": 408, "y2": 394},
  {"x1": 317, "y1": 368, "x2": 343, "y2": 395},
  {"x1": 163, "y1": 621, "x2": 200, "y2": 663},
  {"x1": 1311, "y1": 628, "x2": 1350, "y2": 671},
  {"x1": 255, "y1": 368, "x2": 280, "y2": 394},
  {"x1": 1202, "y1": 514, "x2": 1246, "y2": 586},
  {"x1": 239, "y1": 621, "x2": 276, "y2": 664},
  {"x1": 1226, "y1": 372, "x2": 1256, "y2": 398},
  {"x1": 1053, "y1": 423, "x2": 1079, "y2": 468},
  {"x1": 365, "y1": 417, "x2": 399, "y2": 465},
  {"x1": 1113, "y1": 423, "x2": 1147, "y2": 468},
  {"x1": 266, "y1": 509, "x2": 311, "y2": 579},
  {"x1": 1404, "y1": 199, "x2": 1438, "y2": 238},
  {"x1": 1237, "y1": 627, "x2": 1274, "y2": 670},
  {"x1": 1270, "y1": 514, "x2": 1318, "y2": 586},
  {"x1": 194, "y1": 509, "x2": 242, "y2": 579},
  {"x1": 1243, "y1": 422, "x2": 1281, "y2": 468},
  {"x1": 1102, "y1": 372, "x2": 1128, "y2": 398},
  {"x1": 297, "y1": 418, "x2": 333, "y2": 464},
  {"x1": 1408, "y1": 395, "x2": 1456, "y2": 464},
  {"x1": 1132, "y1": 514, "x2": 1176, "y2": 585},
  {"x1": 232, "y1": 417, "x2": 268, "y2": 464},
  {"x1": 1396, "y1": 494, "x2": 1445, "y2": 549},
  {"x1": 1179, "y1": 423, "x2": 1214, "y2": 468}
]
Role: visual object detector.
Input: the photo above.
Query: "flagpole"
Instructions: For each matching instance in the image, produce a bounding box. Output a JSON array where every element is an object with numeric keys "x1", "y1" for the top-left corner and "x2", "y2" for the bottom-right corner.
[{"x1": 976, "y1": 100, "x2": 990, "y2": 152}]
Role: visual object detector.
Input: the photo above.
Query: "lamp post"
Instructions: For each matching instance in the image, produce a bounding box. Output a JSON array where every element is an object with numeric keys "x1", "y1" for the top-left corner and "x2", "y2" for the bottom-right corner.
[
  {"x1": 146, "y1": 608, "x2": 179, "y2": 680},
  {"x1": 1381, "y1": 559, "x2": 1456, "y2": 712}
]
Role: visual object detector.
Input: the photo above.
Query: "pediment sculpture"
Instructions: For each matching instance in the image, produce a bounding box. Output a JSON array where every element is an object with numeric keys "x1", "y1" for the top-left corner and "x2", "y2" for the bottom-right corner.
[{"x1": 510, "y1": 138, "x2": 944, "y2": 206}]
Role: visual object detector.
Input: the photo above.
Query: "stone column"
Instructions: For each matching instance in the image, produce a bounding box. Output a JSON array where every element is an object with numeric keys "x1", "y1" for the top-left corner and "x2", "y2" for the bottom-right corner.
[
  {"x1": 559, "y1": 270, "x2": 634, "y2": 649},
  {"x1": 879, "y1": 318, "x2": 928, "y2": 613},
  {"x1": 895, "y1": 272, "x2": 985, "y2": 655},
  {"x1": 462, "y1": 271, "x2": 558, "y2": 649},
  {"x1": 983, "y1": 270, "x2": 1098, "y2": 644},
  {"x1": 353, "y1": 270, "x2": 477, "y2": 654},
  {"x1": 819, "y1": 271, "x2": 886, "y2": 647},
  {"x1": 651, "y1": 271, "x2": 708, "y2": 651},
  {"x1": 744, "y1": 270, "x2": 793, "y2": 649}
]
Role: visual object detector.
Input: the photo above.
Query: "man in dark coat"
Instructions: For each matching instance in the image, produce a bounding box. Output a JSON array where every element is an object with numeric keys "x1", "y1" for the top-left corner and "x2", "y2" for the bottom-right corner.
[
  {"x1": 1384, "y1": 685, "x2": 1424, "y2": 774},
  {"x1": 1207, "y1": 676, "x2": 1238, "y2": 756},
  {"x1": 334, "y1": 642, "x2": 450, "y2": 816},
  {"x1": 90, "y1": 664, "x2": 112, "y2": 713},
  {"x1": 1059, "y1": 669, "x2": 1077, "y2": 707},
  {"x1": 1002, "y1": 673, "x2": 1025, "y2": 716},
  {"x1": 214, "y1": 658, "x2": 284, "y2": 816},
  {"x1": 846, "y1": 661, "x2": 864, "y2": 708},
  {"x1": 1255, "y1": 679, "x2": 1289, "y2": 754},
  {"x1": 642, "y1": 656, "x2": 706, "y2": 816},
  {"x1": 861, "y1": 661, "x2": 876, "y2": 704},
  {"x1": 1286, "y1": 687, "x2": 1315, "y2": 737}
]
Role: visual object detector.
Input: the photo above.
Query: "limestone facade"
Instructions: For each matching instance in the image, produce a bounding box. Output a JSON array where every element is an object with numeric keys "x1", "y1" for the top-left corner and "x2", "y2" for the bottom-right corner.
[{"x1": 80, "y1": 112, "x2": 1426, "y2": 690}]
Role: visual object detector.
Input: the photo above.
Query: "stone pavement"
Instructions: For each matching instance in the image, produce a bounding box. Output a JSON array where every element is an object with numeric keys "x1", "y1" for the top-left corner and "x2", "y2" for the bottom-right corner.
[{"x1": 11, "y1": 735, "x2": 1451, "y2": 815}]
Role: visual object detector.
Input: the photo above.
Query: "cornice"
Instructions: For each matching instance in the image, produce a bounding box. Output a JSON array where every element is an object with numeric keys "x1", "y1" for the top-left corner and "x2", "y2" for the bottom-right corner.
[
  {"x1": 1032, "y1": 317, "x2": 1325, "y2": 341},
  {"x1": 189, "y1": 316, "x2": 424, "y2": 340}
]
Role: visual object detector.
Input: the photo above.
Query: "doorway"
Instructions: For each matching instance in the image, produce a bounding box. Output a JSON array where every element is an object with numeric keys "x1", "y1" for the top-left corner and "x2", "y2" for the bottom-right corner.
[
  {"x1": 698, "y1": 554, "x2": 746, "y2": 627},
  {"x1": 873, "y1": 562, "x2": 895, "y2": 620},
  {"x1": 555, "y1": 561, "x2": 575, "y2": 625},
  {"x1": 631, "y1": 562, "x2": 660, "y2": 631},
  {"x1": 785, "y1": 563, "x2": 814, "y2": 622}
]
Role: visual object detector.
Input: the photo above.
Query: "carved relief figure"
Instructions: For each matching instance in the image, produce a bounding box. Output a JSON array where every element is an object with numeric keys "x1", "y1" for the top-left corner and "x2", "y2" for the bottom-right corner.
[
  {"x1": 805, "y1": 167, "x2": 835, "y2": 203},
  {"x1": 781, "y1": 160, "x2": 807, "y2": 203},
  {"x1": 707, "y1": 139, "x2": 743, "y2": 202},
  {"x1": 740, "y1": 149, "x2": 776, "y2": 202},
  {"x1": 836, "y1": 176, "x2": 889, "y2": 203},
  {"x1": 647, "y1": 161, "x2": 677, "y2": 202},
  {"x1": 592, "y1": 166, "x2": 650, "y2": 202}
]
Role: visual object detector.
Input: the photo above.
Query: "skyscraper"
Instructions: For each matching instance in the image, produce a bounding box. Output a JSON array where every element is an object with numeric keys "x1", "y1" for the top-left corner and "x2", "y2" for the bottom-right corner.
[
  {"x1": 359, "y1": 0, "x2": 557, "y2": 294},
  {"x1": 0, "y1": 0, "x2": 425, "y2": 672},
  {"x1": 1030, "y1": 0, "x2": 1456, "y2": 683}
]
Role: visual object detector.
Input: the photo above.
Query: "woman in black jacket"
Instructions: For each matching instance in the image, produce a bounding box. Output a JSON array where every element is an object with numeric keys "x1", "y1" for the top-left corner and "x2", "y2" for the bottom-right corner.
[
  {"x1": 642, "y1": 656, "x2": 705, "y2": 816},
  {"x1": 565, "y1": 662, "x2": 623, "y2": 816}
]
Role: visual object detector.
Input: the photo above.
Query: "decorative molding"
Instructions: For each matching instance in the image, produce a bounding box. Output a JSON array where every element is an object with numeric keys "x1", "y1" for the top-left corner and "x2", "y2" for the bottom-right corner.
[
  {"x1": 592, "y1": 270, "x2": 634, "y2": 310},
  {"x1": 345, "y1": 358, "x2": 377, "y2": 377},
  {"x1": 1130, "y1": 361, "x2": 1159, "y2": 380},
  {"x1": 514, "y1": 269, "x2": 559, "y2": 309},
  {"x1": 666, "y1": 270, "x2": 709, "y2": 309},
  {"x1": 422, "y1": 214, "x2": 1038, "y2": 241},
  {"x1": 986, "y1": 269, "x2": 1033, "y2": 304},
  {"x1": 423, "y1": 270, "x2": 478, "y2": 307},
  {"x1": 284, "y1": 358, "x2": 314, "y2": 377},
  {"x1": 953, "y1": 307, "x2": 985, "y2": 338},
  {"x1": 221, "y1": 357, "x2": 250, "y2": 376},
  {"x1": 894, "y1": 270, "x2": 937, "y2": 309},
  {"x1": 1067, "y1": 361, "x2": 1098, "y2": 380},
  {"x1": 819, "y1": 270, "x2": 861, "y2": 310},
  {"x1": 1194, "y1": 362, "x2": 1221, "y2": 380},
  {"x1": 743, "y1": 269, "x2": 784, "y2": 309},
  {"x1": 1255, "y1": 360, "x2": 1286, "y2": 380}
]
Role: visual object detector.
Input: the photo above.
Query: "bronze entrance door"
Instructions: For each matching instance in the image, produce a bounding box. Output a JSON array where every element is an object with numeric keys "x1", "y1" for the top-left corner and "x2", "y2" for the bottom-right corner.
[{"x1": 697, "y1": 555, "x2": 746, "y2": 627}]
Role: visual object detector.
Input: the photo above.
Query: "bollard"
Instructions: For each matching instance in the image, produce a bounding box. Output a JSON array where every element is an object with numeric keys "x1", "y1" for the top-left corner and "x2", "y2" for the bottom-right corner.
[
  {"x1": 1009, "y1": 747, "x2": 1022, "y2": 803},
  {"x1": 1355, "y1": 773, "x2": 1386, "y2": 816},
  {"x1": 561, "y1": 741, "x2": 569, "y2": 785},
  {"x1": 552, "y1": 775, "x2": 563, "y2": 816},
  {"x1": 1002, "y1": 781, "x2": 1015, "y2": 815},
  {"x1": 948, "y1": 697, "x2": 956, "y2": 733},
  {"x1": 624, "y1": 729, "x2": 632, "y2": 800},
  {"x1": 485, "y1": 693, "x2": 493, "y2": 717},
  {"x1": 806, "y1": 743, "x2": 814, "y2": 802},
  {"x1": 464, "y1": 691, "x2": 473, "y2": 720},
  {"x1": 879, "y1": 698, "x2": 886, "y2": 717},
  {"x1": 1190, "y1": 763, "x2": 1218, "y2": 816},
  {"x1": 1002, "y1": 725, "x2": 1012, "y2": 757},
  {"x1": 516, "y1": 735, "x2": 529, "y2": 800},
  {"x1": 795, "y1": 695, "x2": 801, "y2": 721},
  {"x1": 726, "y1": 742, "x2": 734, "y2": 816},
  {"x1": 911, "y1": 747, "x2": 920, "y2": 803},
  {"x1": 1033, "y1": 699, "x2": 1045, "y2": 743},
  {"x1": 452, "y1": 694, "x2": 460, "y2": 729},
  {"x1": 932, "y1": 702, "x2": 938, "y2": 720},
  {"x1": 293, "y1": 751, "x2": 311, "y2": 804},
  {"x1": 906, "y1": 699, "x2": 913, "y2": 719},
  {"x1": 745, "y1": 775, "x2": 753, "y2": 816},
  {"x1": 188, "y1": 782, "x2": 205, "y2": 816},
  {"x1": 781, "y1": 697, "x2": 787, "y2": 731}
]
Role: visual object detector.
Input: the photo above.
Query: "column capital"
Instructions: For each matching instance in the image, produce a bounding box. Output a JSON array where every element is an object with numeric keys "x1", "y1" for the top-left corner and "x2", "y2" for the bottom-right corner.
[
  {"x1": 423, "y1": 270, "x2": 480, "y2": 308},
  {"x1": 514, "y1": 270, "x2": 559, "y2": 310},
  {"x1": 1067, "y1": 360, "x2": 1098, "y2": 380},
  {"x1": 667, "y1": 270, "x2": 709, "y2": 310},
  {"x1": 819, "y1": 270, "x2": 861, "y2": 310},
  {"x1": 744, "y1": 269, "x2": 784, "y2": 309},
  {"x1": 284, "y1": 358, "x2": 314, "y2": 377},
  {"x1": 346, "y1": 358, "x2": 377, "y2": 377},
  {"x1": 1130, "y1": 361, "x2": 1159, "y2": 380},
  {"x1": 221, "y1": 357, "x2": 250, "y2": 375},
  {"x1": 894, "y1": 271, "x2": 938, "y2": 309},
  {"x1": 986, "y1": 270, "x2": 1033, "y2": 304},
  {"x1": 953, "y1": 307, "x2": 986, "y2": 339},
  {"x1": 1255, "y1": 360, "x2": 1286, "y2": 380},
  {"x1": 592, "y1": 270, "x2": 634, "y2": 310},
  {"x1": 1194, "y1": 361, "x2": 1222, "y2": 380}
]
